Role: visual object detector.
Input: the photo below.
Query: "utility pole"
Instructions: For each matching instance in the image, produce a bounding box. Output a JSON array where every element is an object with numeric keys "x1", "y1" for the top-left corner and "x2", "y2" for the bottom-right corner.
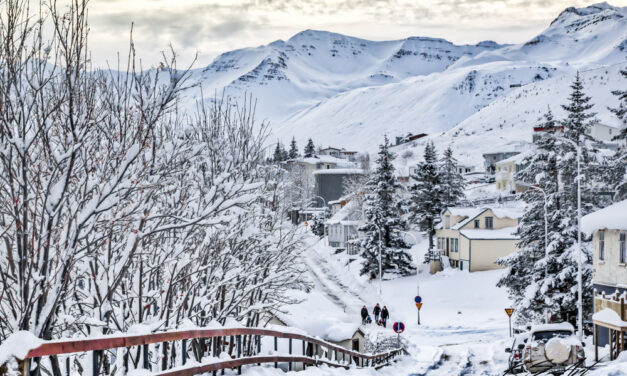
[{"x1": 378, "y1": 224, "x2": 383, "y2": 296}]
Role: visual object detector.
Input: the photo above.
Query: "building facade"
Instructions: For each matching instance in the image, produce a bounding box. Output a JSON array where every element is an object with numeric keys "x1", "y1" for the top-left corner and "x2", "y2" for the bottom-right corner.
[
  {"x1": 435, "y1": 206, "x2": 523, "y2": 272},
  {"x1": 582, "y1": 200, "x2": 627, "y2": 358},
  {"x1": 495, "y1": 151, "x2": 530, "y2": 194}
]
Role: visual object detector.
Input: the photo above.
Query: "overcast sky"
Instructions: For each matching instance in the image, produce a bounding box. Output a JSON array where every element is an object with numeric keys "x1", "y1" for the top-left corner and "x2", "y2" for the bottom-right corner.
[{"x1": 84, "y1": 0, "x2": 626, "y2": 68}]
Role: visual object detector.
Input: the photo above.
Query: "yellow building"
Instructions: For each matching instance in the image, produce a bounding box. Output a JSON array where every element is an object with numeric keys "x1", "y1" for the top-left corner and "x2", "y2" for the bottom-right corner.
[
  {"x1": 435, "y1": 206, "x2": 524, "y2": 272},
  {"x1": 495, "y1": 152, "x2": 530, "y2": 194}
]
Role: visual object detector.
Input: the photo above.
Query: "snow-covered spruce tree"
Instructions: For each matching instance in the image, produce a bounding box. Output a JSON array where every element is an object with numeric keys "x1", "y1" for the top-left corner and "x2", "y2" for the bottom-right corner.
[
  {"x1": 359, "y1": 136, "x2": 415, "y2": 278},
  {"x1": 608, "y1": 68, "x2": 627, "y2": 200},
  {"x1": 497, "y1": 109, "x2": 563, "y2": 324},
  {"x1": 303, "y1": 138, "x2": 316, "y2": 157},
  {"x1": 288, "y1": 137, "x2": 300, "y2": 159},
  {"x1": 439, "y1": 146, "x2": 466, "y2": 208},
  {"x1": 408, "y1": 141, "x2": 443, "y2": 251},
  {"x1": 273, "y1": 141, "x2": 285, "y2": 163}
]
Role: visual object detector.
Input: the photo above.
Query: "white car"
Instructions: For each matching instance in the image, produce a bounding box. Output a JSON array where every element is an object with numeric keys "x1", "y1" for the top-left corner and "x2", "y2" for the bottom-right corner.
[{"x1": 522, "y1": 323, "x2": 585, "y2": 374}]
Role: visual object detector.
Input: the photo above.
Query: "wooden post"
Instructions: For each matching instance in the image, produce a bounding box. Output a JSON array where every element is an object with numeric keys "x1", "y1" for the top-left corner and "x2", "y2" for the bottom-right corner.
[
  {"x1": 274, "y1": 337, "x2": 277, "y2": 369},
  {"x1": 610, "y1": 329, "x2": 614, "y2": 361},
  {"x1": 182, "y1": 339, "x2": 188, "y2": 365},
  {"x1": 288, "y1": 338, "x2": 292, "y2": 371},
  {"x1": 237, "y1": 336, "x2": 242, "y2": 375},
  {"x1": 143, "y1": 344, "x2": 149, "y2": 370},
  {"x1": 594, "y1": 324, "x2": 598, "y2": 362},
  {"x1": 92, "y1": 351, "x2": 99, "y2": 376}
]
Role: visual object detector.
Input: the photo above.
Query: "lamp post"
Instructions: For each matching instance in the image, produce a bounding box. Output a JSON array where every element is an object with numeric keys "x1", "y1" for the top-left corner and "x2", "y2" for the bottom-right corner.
[
  {"x1": 377, "y1": 223, "x2": 383, "y2": 296},
  {"x1": 549, "y1": 134, "x2": 583, "y2": 340},
  {"x1": 519, "y1": 182, "x2": 550, "y2": 323}
]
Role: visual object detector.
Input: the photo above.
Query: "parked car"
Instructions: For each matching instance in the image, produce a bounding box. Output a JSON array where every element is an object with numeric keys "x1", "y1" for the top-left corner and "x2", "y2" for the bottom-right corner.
[
  {"x1": 522, "y1": 323, "x2": 585, "y2": 375},
  {"x1": 504, "y1": 333, "x2": 528, "y2": 374}
]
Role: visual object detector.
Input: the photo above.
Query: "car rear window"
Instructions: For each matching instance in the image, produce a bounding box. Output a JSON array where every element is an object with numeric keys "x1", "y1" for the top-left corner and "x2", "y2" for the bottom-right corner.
[{"x1": 532, "y1": 330, "x2": 573, "y2": 342}]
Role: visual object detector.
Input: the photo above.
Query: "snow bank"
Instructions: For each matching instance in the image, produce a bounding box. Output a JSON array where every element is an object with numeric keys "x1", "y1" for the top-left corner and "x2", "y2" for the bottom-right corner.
[
  {"x1": 593, "y1": 308, "x2": 627, "y2": 327},
  {"x1": 581, "y1": 200, "x2": 627, "y2": 236},
  {"x1": 0, "y1": 331, "x2": 44, "y2": 364}
]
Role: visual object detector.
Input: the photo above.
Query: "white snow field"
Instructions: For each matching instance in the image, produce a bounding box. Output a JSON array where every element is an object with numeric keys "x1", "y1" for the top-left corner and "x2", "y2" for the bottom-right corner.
[{"x1": 237, "y1": 232, "x2": 625, "y2": 375}]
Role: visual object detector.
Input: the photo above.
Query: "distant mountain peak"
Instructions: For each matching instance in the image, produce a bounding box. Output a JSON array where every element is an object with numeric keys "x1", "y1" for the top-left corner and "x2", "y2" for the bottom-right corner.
[{"x1": 550, "y1": 2, "x2": 622, "y2": 26}]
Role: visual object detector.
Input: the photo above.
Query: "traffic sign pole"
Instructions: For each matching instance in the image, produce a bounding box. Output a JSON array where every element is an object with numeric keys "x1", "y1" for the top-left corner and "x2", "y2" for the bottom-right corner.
[
  {"x1": 414, "y1": 296, "x2": 423, "y2": 325},
  {"x1": 505, "y1": 308, "x2": 514, "y2": 337}
]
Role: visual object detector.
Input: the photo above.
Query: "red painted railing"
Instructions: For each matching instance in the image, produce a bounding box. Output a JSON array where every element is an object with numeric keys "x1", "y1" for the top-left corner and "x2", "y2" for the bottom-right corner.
[{"x1": 9, "y1": 327, "x2": 405, "y2": 375}]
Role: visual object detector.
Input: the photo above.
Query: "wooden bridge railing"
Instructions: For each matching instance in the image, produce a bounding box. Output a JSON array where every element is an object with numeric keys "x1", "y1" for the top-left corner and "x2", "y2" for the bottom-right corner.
[{"x1": 5, "y1": 327, "x2": 405, "y2": 375}]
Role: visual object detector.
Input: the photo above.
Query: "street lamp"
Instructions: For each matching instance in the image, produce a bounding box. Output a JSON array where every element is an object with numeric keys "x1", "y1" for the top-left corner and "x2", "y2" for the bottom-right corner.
[{"x1": 518, "y1": 182, "x2": 550, "y2": 323}]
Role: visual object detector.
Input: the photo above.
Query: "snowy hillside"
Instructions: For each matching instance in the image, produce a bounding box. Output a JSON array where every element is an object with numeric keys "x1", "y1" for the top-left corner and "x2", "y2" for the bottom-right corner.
[
  {"x1": 182, "y1": 2, "x2": 626, "y2": 152},
  {"x1": 393, "y1": 64, "x2": 626, "y2": 170}
]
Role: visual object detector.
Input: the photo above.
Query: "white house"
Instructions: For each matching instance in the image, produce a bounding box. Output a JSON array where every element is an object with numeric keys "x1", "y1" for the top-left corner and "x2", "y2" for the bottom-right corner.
[{"x1": 327, "y1": 200, "x2": 363, "y2": 254}]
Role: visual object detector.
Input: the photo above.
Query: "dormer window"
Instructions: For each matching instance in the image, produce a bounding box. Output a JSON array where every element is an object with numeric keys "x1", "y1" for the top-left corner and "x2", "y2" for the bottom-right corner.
[
  {"x1": 445, "y1": 215, "x2": 451, "y2": 229},
  {"x1": 474, "y1": 219, "x2": 480, "y2": 229},
  {"x1": 485, "y1": 216, "x2": 493, "y2": 229}
]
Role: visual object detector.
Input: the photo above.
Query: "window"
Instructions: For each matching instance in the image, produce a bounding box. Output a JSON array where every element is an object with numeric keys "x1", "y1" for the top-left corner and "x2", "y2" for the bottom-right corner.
[
  {"x1": 620, "y1": 233, "x2": 626, "y2": 264},
  {"x1": 599, "y1": 231, "x2": 605, "y2": 261},
  {"x1": 445, "y1": 215, "x2": 451, "y2": 229},
  {"x1": 485, "y1": 216, "x2": 493, "y2": 229},
  {"x1": 437, "y1": 237, "x2": 441, "y2": 250},
  {"x1": 474, "y1": 219, "x2": 480, "y2": 229},
  {"x1": 453, "y1": 238, "x2": 459, "y2": 252}
]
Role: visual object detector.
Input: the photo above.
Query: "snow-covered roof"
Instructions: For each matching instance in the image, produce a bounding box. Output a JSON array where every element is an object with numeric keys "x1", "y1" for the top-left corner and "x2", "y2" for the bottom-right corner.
[
  {"x1": 491, "y1": 207, "x2": 525, "y2": 219},
  {"x1": 496, "y1": 150, "x2": 533, "y2": 165},
  {"x1": 445, "y1": 206, "x2": 525, "y2": 230},
  {"x1": 459, "y1": 226, "x2": 518, "y2": 240},
  {"x1": 447, "y1": 207, "x2": 483, "y2": 217},
  {"x1": 312, "y1": 168, "x2": 364, "y2": 175},
  {"x1": 581, "y1": 200, "x2": 627, "y2": 236},
  {"x1": 593, "y1": 308, "x2": 627, "y2": 328},
  {"x1": 291, "y1": 155, "x2": 357, "y2": 168},
  {"x1": 327, "y1": 200, "x2": 363, "y2": 225},
  {"x1": 530, "y1": 322, "x2": 575, "y2": 333}
]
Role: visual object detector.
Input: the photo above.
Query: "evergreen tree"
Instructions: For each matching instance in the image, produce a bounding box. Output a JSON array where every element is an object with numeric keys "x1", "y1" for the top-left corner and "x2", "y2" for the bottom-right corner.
[
  {"x1": 288, "y1": 137, "x2": 300, "y2": 159},
  {"x1": 499, "y1": 73, "x2": 601, "y2": 327},
  {"x1": 439, "y1": 146, "x2": 465, "y2": 208},
  {"x1": 273, "y1": 141, "x2": 283, "y2": 163},
  {"x1": 359, "y1": 136, "x2": 415, "y2": 278},
  {"x1": 608, "y1": 69, "x2": 627, "y2": 200},
  {"x1": 280, "y1": 145, "x2": 289, "y2": 161},
  {"x1": 497, "y1": 109, "x2": 564, "y2": 324},
  {"x1": 304, "y1": 138, "x2": 316, "y2": 157},
  {"x1": 408, "y1": 141, "x2": 443, "y2": 251}
]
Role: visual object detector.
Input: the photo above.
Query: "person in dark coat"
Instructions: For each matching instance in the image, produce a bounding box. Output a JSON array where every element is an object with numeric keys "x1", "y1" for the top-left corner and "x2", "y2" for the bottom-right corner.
[
  {"x1": 361, "y1": 305, "x2": 369, "y2": 324},
  {"x1": 373, "y1": 303, "x2": 381, "y2": 322},
  {"x1": 381, "y1": 306, "x2": 389, "y2": 327}
]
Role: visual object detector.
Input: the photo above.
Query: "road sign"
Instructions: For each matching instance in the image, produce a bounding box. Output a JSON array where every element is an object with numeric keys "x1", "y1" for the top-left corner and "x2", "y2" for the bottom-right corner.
[
  {"x1": 414, "y1": 296, "x2": 422, "y2": 304},
  {"x1": 505, "y1": 308, "x2": 514, "y2": 337},
  {"x1": 393, "y1": 322, "x2": 405, "y2": 334},
  {"x1": 416, "y1": 302, "x2": 423, "y2": 311}
]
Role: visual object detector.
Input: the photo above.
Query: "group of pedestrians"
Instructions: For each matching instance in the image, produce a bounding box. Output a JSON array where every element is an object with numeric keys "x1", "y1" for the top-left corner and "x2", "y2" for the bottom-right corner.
[{"x1": 360, "y1": 303, "x2": 389, "y2": 327}]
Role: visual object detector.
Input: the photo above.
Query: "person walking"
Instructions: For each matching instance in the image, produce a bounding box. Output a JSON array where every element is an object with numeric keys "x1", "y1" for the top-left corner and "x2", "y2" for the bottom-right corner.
[
  {"x1": 373, "y1": 303, "x2": 381, "y2": 323},
  {"x1": 381, "y1": 306, "x2": 389, "y2": 328},
  {"x1": 361, "y1": 305, "x2": 369, "y2": 324}
]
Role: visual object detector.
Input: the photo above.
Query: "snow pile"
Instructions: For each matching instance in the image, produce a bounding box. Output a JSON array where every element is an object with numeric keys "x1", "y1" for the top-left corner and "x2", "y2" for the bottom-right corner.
[
  {"x1": 592, "y1": 308, "x2": 627, "y2": 327},
  {"x1": 581, "y1": 199, "x2": 627, "y2": 236},
  {"x1": 0, "y1": 331, "x2": 43, "y2": 365}
]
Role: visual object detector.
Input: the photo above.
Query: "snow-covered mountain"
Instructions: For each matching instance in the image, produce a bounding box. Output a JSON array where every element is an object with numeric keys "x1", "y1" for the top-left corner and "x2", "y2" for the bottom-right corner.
[{"x1": 183, "y1": 2, "x2": 626, "y2": 162}]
